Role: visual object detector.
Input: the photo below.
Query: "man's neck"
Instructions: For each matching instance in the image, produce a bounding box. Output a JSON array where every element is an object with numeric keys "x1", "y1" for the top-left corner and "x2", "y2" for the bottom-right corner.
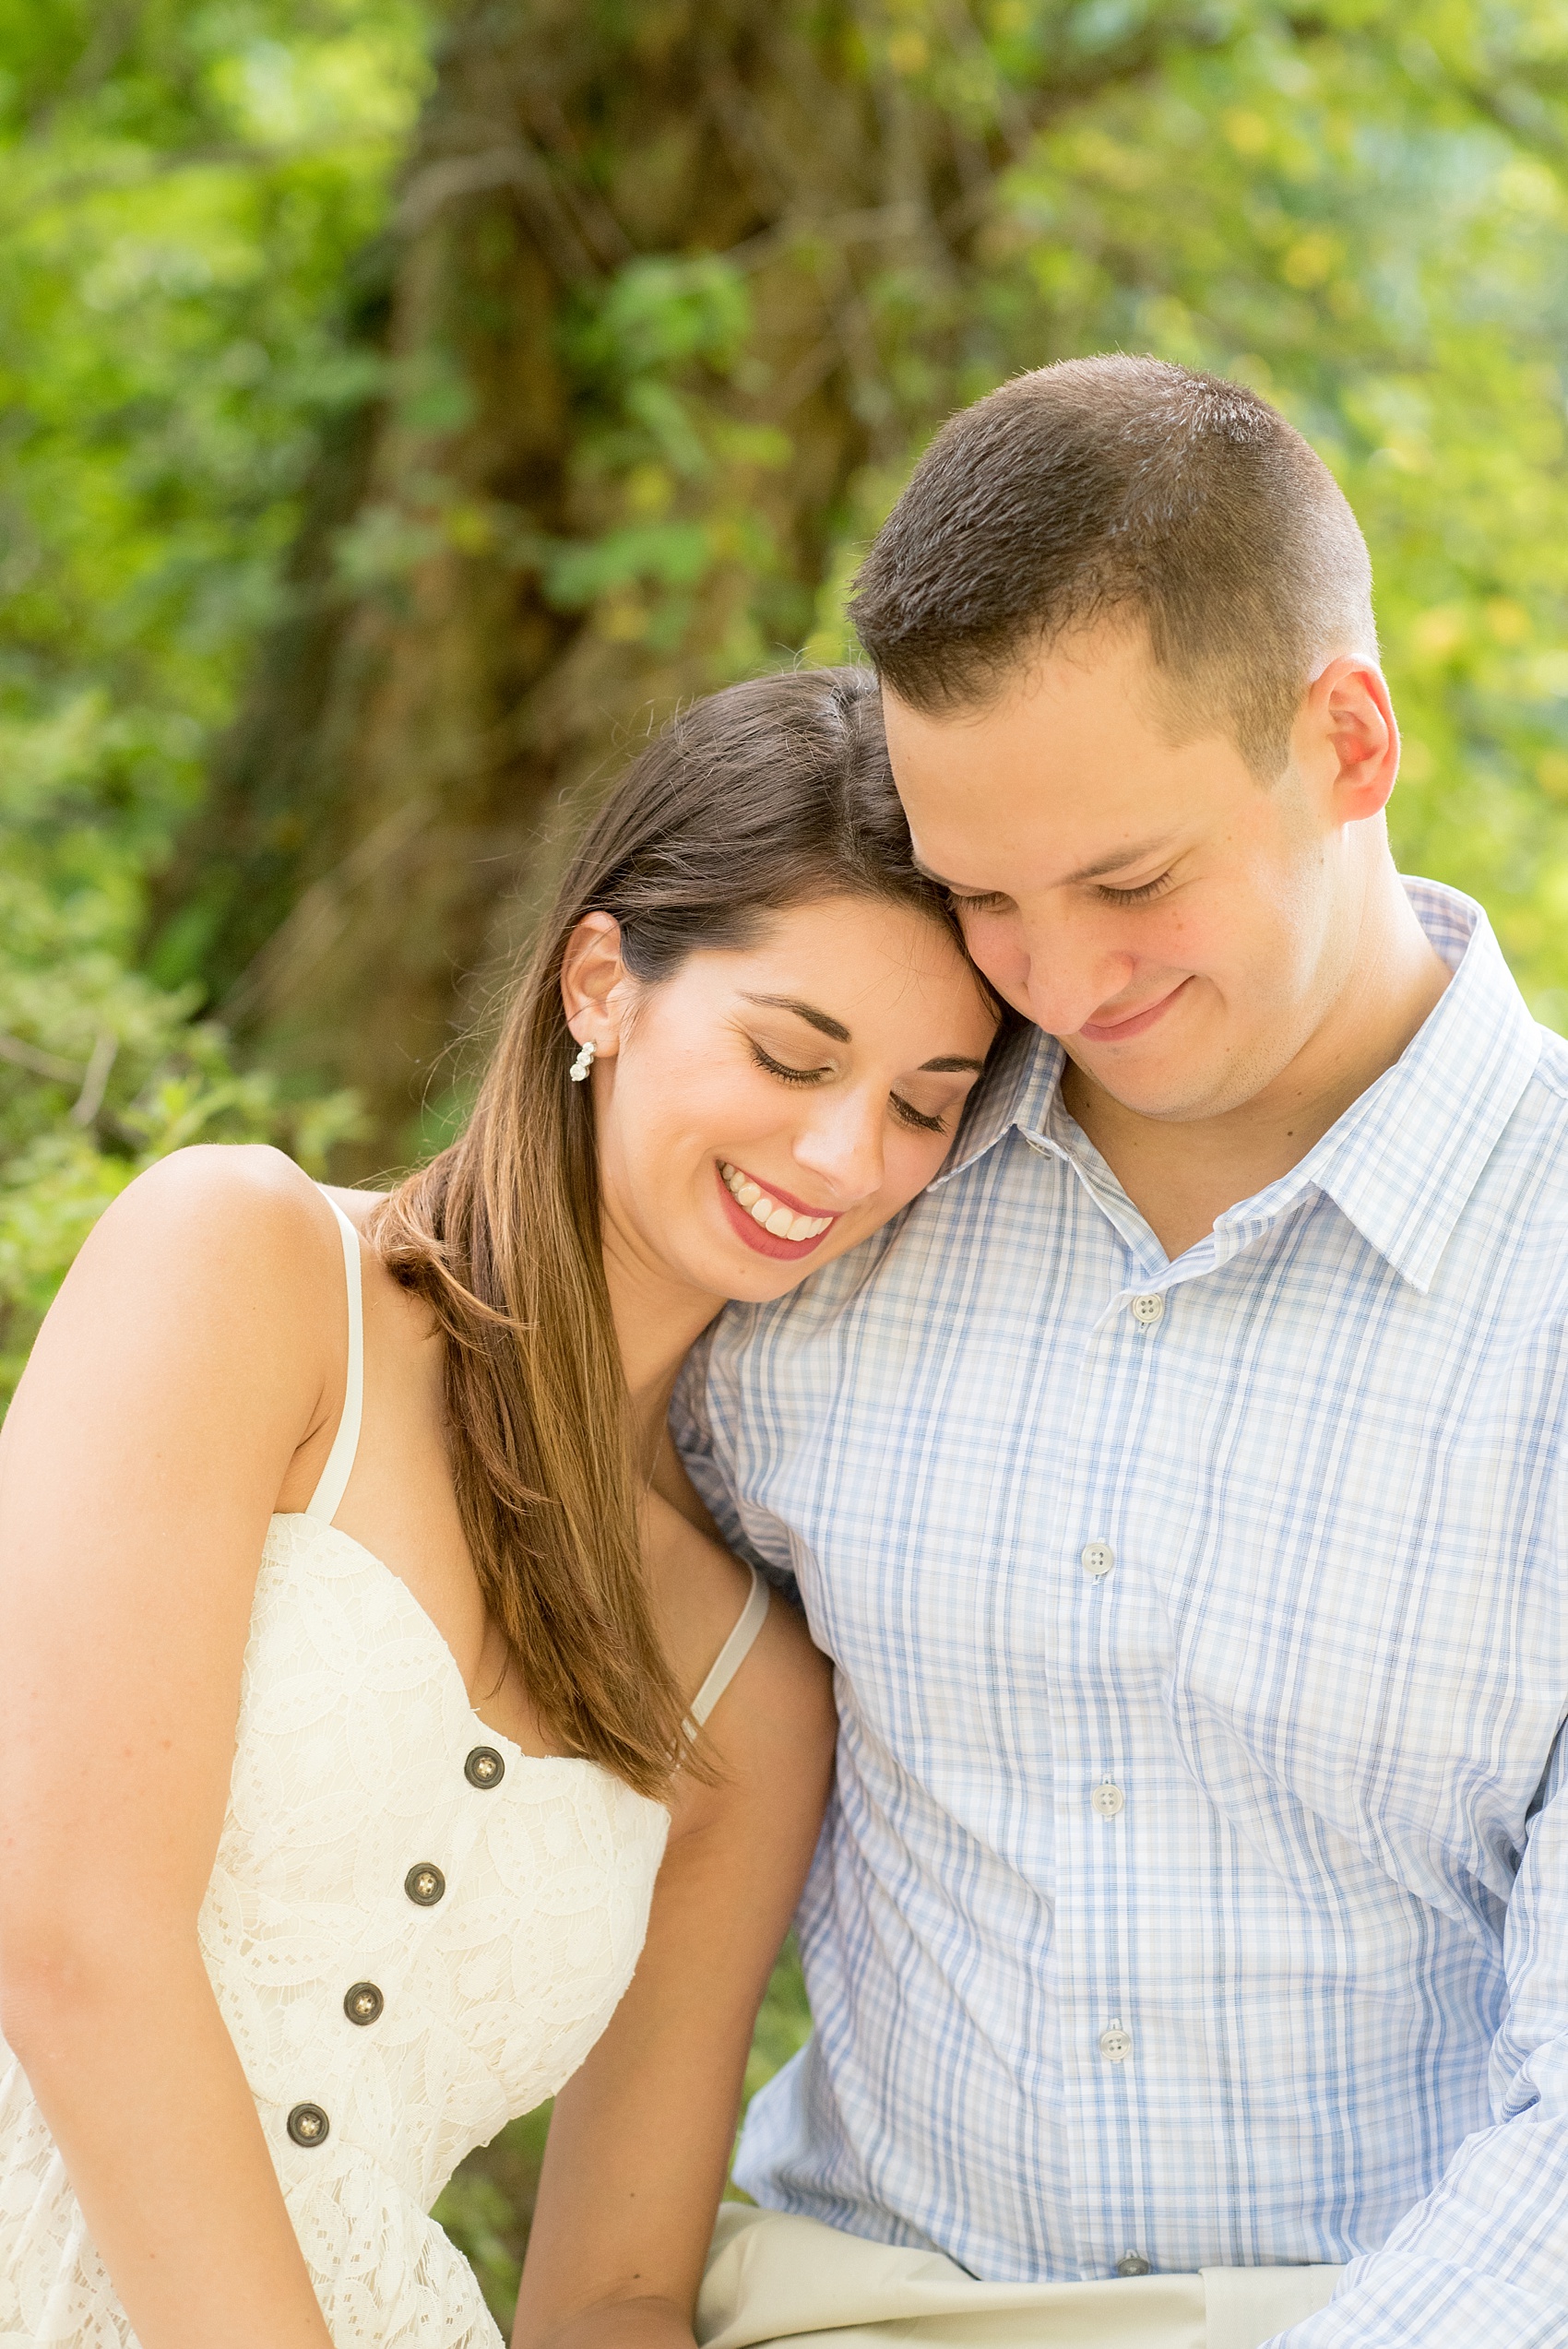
[{"x1": 1059, "y1": 869, "x2": 1454, "y2": 1263}]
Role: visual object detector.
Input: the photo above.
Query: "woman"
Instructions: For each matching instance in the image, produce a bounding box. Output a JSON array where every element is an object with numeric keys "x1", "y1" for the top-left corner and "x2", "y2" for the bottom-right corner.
[{"x1": 0, "y1": 668, "x2": 999, "y2": 2349}]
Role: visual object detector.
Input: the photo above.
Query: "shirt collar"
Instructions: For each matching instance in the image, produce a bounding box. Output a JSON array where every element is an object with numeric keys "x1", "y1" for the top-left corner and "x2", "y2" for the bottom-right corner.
[{"x1": 933, "y1": 878, "x2": 1542, "y2": 1294}]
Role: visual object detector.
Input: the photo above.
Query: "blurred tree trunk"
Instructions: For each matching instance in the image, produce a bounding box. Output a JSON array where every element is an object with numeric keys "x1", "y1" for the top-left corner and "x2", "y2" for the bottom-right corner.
[{"x1": 167, "y1": 0, "x2": 1211, "y2": 1169}]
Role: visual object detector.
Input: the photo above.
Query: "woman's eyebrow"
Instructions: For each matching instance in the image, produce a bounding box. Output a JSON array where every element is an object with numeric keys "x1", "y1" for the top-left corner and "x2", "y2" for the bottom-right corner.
[
  {"x1": 742, "y1": 995, "x2": 985, "y2": 1074},
  {"x1": 741, "y1": 991, "x2": 851, "y2": 1042}
]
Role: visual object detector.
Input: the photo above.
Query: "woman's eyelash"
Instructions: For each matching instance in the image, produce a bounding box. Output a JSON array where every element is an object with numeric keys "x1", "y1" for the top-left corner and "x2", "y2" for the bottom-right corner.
[
  {"x1": 892, "y1": 1096, "x2": 945, "y2": 1135},
  {"x1": 750, "y1": 1040, "x2": 946, "y2": 1135},
  {"x1": 1097, "y1": 872, "x2": 1174, "y2": 905},
  {"x1": 951, "y1": 890, "x2": 1009, "y2": 914},
  {"x1": 748, "y1": 1041, "x2": 826, "y2": 1086}
]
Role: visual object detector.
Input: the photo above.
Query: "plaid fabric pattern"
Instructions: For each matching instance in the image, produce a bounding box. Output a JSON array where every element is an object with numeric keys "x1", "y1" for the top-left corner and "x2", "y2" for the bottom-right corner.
[{"x1": 673, "y1": 882, "x2": 1568, "y2": 2346}]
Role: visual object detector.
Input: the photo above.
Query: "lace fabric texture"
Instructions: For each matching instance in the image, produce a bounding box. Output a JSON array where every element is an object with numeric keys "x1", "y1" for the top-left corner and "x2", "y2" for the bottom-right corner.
[{"x1": 0, "y1": 1513, "x2": 671, "y2": 2347}]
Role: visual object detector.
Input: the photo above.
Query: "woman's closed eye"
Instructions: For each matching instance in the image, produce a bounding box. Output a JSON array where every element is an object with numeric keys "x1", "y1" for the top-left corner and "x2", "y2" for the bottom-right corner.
[
  {"x1": 748, "y1": 1039, "x2": 830, "y2": 1086},
  {"x1": 890, "y1": 1093, "x2": 946, "y2": 1134},
  {"x1": 749, "y1": 1038, "x2": 953, "y2": 1135}
]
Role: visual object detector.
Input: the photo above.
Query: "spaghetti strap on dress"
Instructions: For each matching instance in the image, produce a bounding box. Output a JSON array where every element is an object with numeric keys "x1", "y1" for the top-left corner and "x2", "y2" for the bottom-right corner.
[
  {"x1": 304, "y1": 1193, "x2": 365, "y2": 1525},
  {"x1": 687, "y1": 1568, "x2": 769, "y2": 1733}
]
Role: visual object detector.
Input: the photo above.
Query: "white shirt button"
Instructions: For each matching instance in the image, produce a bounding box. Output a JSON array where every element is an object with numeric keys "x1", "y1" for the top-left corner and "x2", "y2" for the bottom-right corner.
[
  {"x1": 1092, "y1": 1780, "x2": 1125, "y2": 1819},
  {"x1": 1129, "y1": 1292, "x2": 1165, "y2": 1327},
  {"x1": 1099, "y1": 2020, "x2": 1133, "y2": 2062},
  {"x1": 1116, "y1": 2250, "x2": 1151, "y2": 2276},
  {"x1": 1081, "y1": 1540, "x2": 1115, "y2": 1580}
]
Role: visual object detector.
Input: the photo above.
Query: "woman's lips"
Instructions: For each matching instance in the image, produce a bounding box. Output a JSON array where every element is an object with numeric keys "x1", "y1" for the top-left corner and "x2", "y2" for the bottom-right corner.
[
  {"x1": 715, "y1": 1161, "x2": 841, "y2": 1262},
  {"x1": 1078, "y1": 977, "x2": 1192, "y2": 1045}
]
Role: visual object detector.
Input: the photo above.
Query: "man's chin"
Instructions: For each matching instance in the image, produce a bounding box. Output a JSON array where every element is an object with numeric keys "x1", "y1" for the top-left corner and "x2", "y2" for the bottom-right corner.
[{"x1": 1063, "y1": 1043, "x2": 1245, "y2": 1126}]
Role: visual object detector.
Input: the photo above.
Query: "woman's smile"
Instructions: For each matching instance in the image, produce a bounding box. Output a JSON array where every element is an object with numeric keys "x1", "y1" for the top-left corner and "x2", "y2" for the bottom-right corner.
[{"x1": 717, "y1": 1160, "x2": 841, "y2": 1258}]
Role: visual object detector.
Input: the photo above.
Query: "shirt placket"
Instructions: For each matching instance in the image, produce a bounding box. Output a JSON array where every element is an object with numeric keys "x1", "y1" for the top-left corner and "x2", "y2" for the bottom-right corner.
[{"x1": 1046, "y1": 1242, "x2": 1195, "y2": 2279}]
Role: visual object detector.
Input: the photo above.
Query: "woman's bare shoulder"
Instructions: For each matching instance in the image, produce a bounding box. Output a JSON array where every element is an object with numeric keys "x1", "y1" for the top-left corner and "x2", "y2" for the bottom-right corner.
[
  {"x1": 7, "y1": 1145, "x2": 344, "y2": 1461},
  {"x1": 669, "y1": 1566, "x2": 835, "y2": 1851},
  {"x1": 315, "y1": 1178, "x2": 389, "y2": 1234},
  {"x1": 642, "y1": 1488, "x2": 830, "y2": 1725},
  {"x1": 725, "y1": 1573, "x2": 836, "y2": 1753},
  {"x1": 70, "y1": 1143, "x2": 353, "y2": 1310},
  {"x1": 112, "y1": 1136, "x2": 321, "y2": 1218},
  {"x1": 84, "y1": 1140, "x2": 324, "y2": 1250}
]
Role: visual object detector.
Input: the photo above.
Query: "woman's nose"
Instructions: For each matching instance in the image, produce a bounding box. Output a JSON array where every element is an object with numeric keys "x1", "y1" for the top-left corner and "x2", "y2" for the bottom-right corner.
[{"x1": 791, "y1": 1096, "x2": 885, "y2": 1204}]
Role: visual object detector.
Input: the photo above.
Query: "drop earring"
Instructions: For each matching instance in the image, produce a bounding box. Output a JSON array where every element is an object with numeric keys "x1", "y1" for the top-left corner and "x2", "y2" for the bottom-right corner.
[{"x1": 568, "y1": 1037, "x2": 598, "y2": 1084}]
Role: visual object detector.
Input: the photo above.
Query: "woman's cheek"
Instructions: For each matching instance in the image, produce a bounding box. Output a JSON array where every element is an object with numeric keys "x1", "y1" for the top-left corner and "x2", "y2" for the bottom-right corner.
[
  {"x1": 885, "y1": 1131, "x2": 946, "y2": 1213},
  {"x1": 718, "y1": 1066, "x2": 794, "y2": 1149}
]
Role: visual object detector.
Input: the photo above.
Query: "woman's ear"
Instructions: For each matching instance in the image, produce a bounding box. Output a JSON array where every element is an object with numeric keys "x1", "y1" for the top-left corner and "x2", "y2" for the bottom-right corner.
[{"x1": 560, "y1": 912, "x2": 631, "y2": 1061}]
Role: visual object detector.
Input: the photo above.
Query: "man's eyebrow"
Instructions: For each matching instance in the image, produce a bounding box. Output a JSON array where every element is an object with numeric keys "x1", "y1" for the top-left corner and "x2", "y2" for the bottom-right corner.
[
  {"x1": 913, "y1": 835, "x2": 1179, "y2": 892},
  {"x1": 740, "y1": 992, "x2": 851, "y2": 1042},
  {"x1": 1060, "y1": 833, "x2": 1179, "y2": 885},
  {"x1": 911, "y1": 855, "x2": 968, "y2": 892}
]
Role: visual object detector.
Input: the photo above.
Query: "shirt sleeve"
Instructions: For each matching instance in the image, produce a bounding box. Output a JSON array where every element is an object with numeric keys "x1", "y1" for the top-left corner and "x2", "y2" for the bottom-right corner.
[
  {"x1": 1272, "y1": 1726, "x2": 1568, "y2": 2348},
  {"x1": 669, "y1": 1323, "x2": 747, "y2": 1548},
  {"x1": 669, "y1": 1316, "x2": 803, "y2": 1597}
]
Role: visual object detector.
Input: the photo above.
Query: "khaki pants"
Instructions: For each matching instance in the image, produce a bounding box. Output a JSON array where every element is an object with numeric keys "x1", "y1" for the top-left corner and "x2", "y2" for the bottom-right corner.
[{"x1": 698, "y1": 2207, "x2": 1343, "y2": 2349}]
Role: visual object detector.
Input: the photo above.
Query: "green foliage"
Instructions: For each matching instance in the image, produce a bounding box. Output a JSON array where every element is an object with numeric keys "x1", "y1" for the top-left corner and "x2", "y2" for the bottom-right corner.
[
  {"x1": 539, "y1": 250, "x2": 792, "y2": 658},
  {"x1": 0, "y1": 0, "x2": 428, "y2": 1389},
  {"x1": 0, "y1": 677, "x2": 365, "y2": 1391}
]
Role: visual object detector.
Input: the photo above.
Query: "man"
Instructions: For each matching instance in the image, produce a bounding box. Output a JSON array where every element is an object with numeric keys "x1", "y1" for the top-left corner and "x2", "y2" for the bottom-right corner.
[{"x1": 676, "y1": 358, "x2": 1568, "y2": 2348}]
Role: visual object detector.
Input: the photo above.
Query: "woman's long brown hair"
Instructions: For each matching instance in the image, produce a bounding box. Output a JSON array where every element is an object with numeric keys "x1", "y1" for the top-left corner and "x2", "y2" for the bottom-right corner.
[{"x1": 371, "y1": 669, "x2": 967, "y2": 1798}]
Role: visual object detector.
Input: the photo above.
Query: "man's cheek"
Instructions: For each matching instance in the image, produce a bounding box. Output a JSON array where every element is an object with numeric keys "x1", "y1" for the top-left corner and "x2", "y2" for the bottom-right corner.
[
  {"x1": 967, "y1": 936, "x2": 1035, "y2": 1022},
  {"x1": 960, "y1": 912, "x2": 1022, "y2": 983}
]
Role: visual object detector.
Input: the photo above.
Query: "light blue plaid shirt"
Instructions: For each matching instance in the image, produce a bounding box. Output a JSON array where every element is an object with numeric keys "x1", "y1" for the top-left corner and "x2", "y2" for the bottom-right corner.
[{"x1": 674, "y1": 880, "x2": 1568, "y2": 2345}]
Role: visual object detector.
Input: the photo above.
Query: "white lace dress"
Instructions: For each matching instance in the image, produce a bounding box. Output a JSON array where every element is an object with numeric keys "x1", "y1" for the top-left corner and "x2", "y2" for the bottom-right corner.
[{"x1": 0, "y1": 1198, "x2": 766, "y2": 2348}]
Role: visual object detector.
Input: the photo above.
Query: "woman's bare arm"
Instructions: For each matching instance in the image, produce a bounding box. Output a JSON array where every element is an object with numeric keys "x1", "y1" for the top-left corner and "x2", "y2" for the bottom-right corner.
[
  {"x1": 511, "y1": 1506, "x2": 837, "y2": 2349},
  {"x1": 0, "y1": 1146, "x2": 344, "y2": 2349}
]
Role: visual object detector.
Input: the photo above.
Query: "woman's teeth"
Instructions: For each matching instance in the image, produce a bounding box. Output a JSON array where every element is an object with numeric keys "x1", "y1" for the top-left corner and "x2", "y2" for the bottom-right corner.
[{"x1": 720, "y1": 1162, "x2": 835, "y2": 1242}]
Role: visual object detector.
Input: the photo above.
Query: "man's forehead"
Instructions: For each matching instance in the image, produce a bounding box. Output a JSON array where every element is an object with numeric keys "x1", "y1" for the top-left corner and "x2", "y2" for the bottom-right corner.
[{"x1": 885, "y1": 661, "x2": 1254, "y2": 894}]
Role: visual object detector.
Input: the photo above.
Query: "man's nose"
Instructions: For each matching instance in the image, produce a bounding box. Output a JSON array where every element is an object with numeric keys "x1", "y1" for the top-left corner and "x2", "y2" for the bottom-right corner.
[{"x1": 985, "y1": 903, "x2": 1136, "y2": 1039}]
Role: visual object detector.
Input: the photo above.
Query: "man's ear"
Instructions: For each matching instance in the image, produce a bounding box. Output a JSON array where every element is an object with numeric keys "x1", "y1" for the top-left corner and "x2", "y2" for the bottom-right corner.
[
  {"x1": 1301, "y1": 654, "x2": 1400, "y2": 823},
  {"x1": 560, "y1": 912, "x2": 631, "y2": 1062}
]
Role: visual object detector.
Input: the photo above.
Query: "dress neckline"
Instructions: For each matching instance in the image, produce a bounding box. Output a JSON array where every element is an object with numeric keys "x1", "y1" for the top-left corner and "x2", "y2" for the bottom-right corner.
[{"x1": 267, "y1": 1511, "x2": 667, "y2": 1810}]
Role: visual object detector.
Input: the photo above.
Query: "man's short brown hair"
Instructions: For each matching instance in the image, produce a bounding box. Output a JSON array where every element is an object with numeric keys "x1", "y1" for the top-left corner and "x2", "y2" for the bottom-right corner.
[{"x1": 849, "y1": 355, "x2": 1376, "y2": 778}]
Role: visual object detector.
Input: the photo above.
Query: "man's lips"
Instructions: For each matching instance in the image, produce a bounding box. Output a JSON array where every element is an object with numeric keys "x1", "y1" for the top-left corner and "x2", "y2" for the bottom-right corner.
[
  {"x1": 715, "y1": 1162, "x2": 842, "y2": 1263},
  {"x1": 1078, "y1": 977, "x2": 1193, "y2": 1045}
]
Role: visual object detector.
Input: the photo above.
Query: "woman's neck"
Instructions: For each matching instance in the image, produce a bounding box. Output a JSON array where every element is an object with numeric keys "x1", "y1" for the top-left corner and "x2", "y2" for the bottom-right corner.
[{"x1": 600, "y1": 1227, "x2": 725, "y2": 1465}]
